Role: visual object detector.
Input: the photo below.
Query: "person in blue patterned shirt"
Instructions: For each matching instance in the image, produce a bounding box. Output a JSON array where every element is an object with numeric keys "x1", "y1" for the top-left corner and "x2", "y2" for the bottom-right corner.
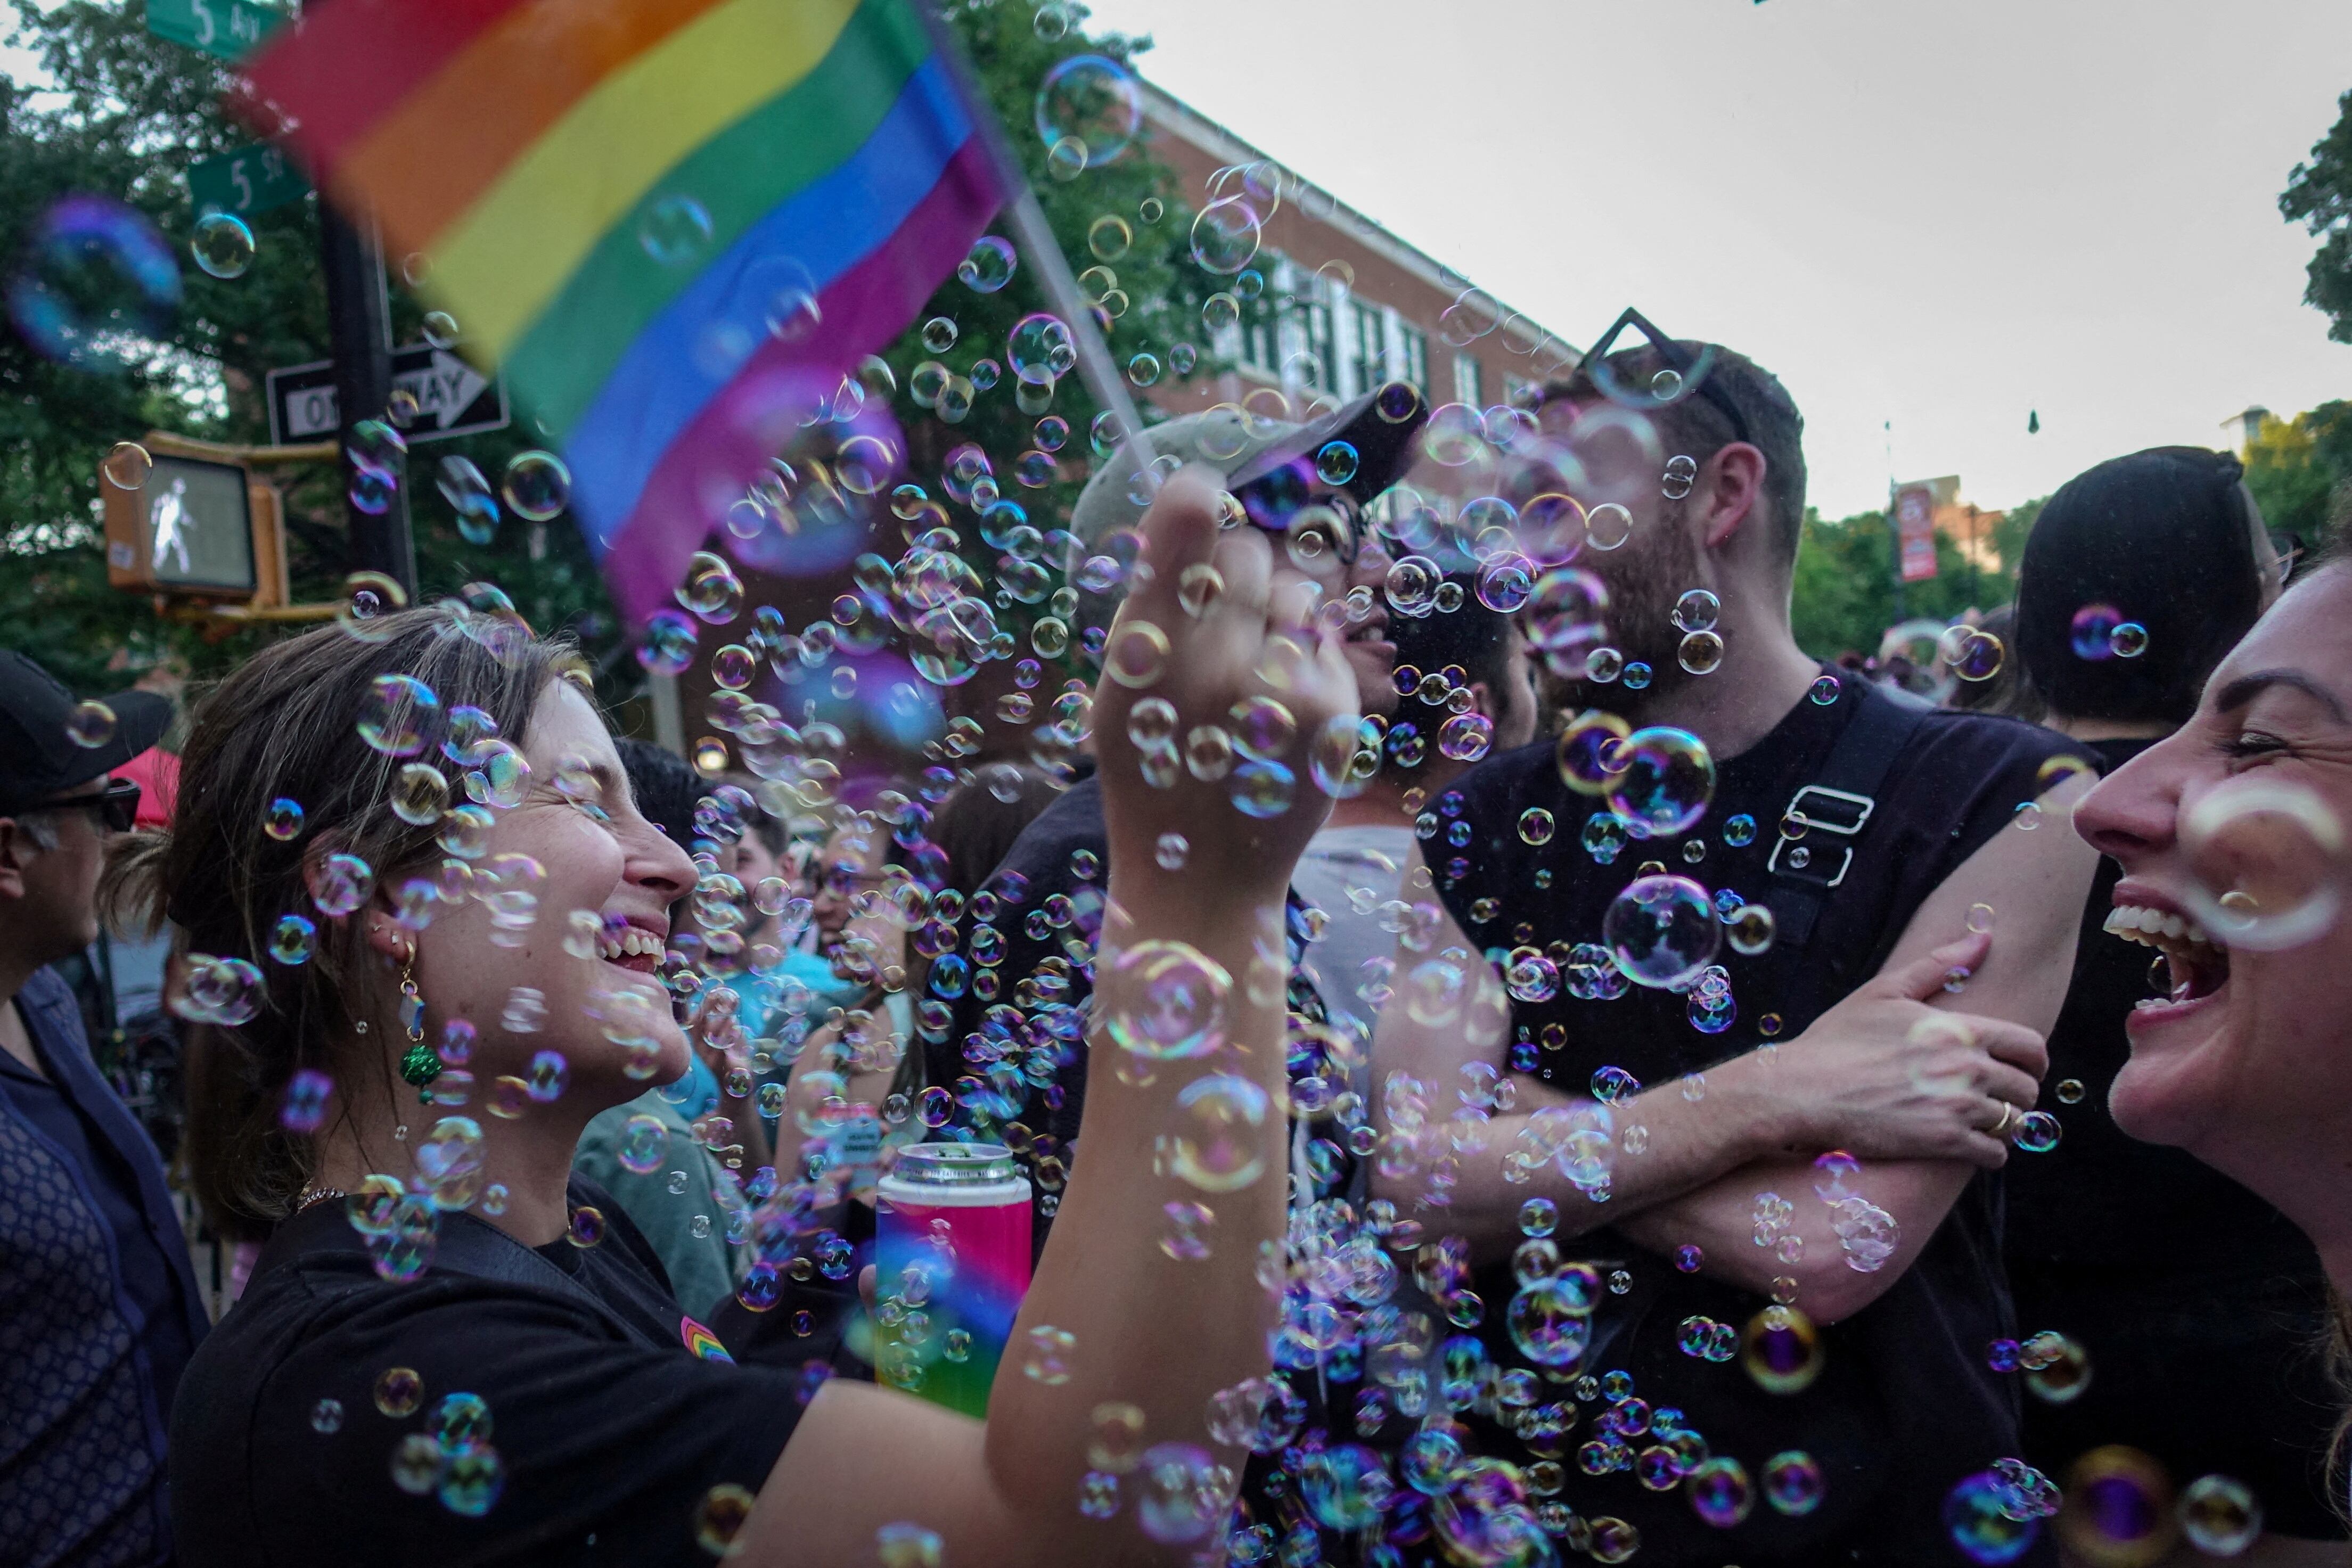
[{"x1": 0, "y1": 651, "x2": 209, "y2": 1566}]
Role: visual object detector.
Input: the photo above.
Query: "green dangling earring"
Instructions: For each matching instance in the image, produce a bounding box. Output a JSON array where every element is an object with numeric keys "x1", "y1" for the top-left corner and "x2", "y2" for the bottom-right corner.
[{"x1": 396, "y1": 953, "x2": 440, "y2": 1090}]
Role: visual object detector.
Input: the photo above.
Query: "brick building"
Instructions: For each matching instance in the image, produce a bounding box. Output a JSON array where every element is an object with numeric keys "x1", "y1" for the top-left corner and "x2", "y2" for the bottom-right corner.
[{"x1": 1132, "y1": 82, "x2": 1578, "y2": 424}]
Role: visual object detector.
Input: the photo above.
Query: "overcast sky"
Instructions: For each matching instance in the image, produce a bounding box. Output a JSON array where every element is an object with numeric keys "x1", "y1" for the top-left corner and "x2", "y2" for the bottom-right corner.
[{"x1": 1084, "y1": 0, "x2": 2352, "y2": 517}]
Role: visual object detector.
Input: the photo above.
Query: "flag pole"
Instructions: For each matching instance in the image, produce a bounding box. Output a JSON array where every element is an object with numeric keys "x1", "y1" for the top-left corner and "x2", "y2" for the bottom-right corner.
[{"x1": 914, "y1": 1, "x2": 1155, "y2": 473}]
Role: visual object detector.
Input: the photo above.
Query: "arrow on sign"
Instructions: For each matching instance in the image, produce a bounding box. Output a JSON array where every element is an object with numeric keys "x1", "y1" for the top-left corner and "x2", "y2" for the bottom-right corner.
[
  {"x1": 265, "y1": 343, "x2": 510, "y2": 447},
  {"x1": 407, "y1": 351, "x2": 489, "y2": 432}
]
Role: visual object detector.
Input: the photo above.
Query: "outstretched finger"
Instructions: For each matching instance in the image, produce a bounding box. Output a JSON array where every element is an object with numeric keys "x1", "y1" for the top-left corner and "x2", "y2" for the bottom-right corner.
[
  {"x1": 1870, "y1": 930, "x2": 1994, "y2": 1004},
  {"x1": 1122, "y1": 465, "x2": 1227, "y2": 626}
]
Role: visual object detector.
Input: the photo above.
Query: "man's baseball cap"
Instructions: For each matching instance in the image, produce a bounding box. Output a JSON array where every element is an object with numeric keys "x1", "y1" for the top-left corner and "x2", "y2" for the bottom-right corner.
[{"x1": 0, "y1": 651, "x2": 173, "y2": 815}]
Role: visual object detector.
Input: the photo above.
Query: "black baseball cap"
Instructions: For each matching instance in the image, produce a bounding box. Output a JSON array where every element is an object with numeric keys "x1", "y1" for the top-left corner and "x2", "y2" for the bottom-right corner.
[{"x1": 0, "y1": 651, "x2": 173, "y2": 815}]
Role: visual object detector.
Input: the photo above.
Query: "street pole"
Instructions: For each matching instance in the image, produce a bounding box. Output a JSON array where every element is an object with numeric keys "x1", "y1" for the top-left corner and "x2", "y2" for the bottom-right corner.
[{"x1": 319, "y1": 204, "x2": 416, "y2": 595}]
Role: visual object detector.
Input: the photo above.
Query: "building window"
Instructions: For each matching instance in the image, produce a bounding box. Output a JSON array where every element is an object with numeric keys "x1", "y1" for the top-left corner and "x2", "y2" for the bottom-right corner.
[
  {"x1": 1396, "y1": 323, "x2": 1428, "y2": 396},
  {"x1": 1291, "y1": 300, "x2": 1335, "y2": 390},
  {"x1": 1351, "y1": 301, "x2": 1386, "y2": 395},
  {"x1": 1453, "y1": 354, "x2": 1482, "y2": 409}
]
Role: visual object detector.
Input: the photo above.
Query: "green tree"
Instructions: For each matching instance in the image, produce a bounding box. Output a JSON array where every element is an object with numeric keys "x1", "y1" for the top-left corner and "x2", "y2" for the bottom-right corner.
[
  {"x1": 1789, "y1": 506, "x2": 2017, "y2": 662},
  {"x1": 1, "y1": 0, "x2": 630, "y2": 703},
  {"x1": 2243, "y1": 401, "x2": 2352, "y2": 553},
  {"x1": 2, "y1": 0, "x2": 1208, "y2": 720},
  {"x1": 2282, "y1": 89, "x2": 2352, "y2": 345}
]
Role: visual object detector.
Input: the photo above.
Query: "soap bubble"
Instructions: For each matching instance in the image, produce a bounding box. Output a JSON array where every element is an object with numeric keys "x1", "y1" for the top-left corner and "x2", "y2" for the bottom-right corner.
[
  {"x1": 437, "y1": 456, "x2": 501, "y2": 545},
  {"x1": 1944, "y1": 1471, "x2": 2040, "y2": 1565},
  {"x1": 1556, "y1": 710, "x2": 1632, "y2": 795},
  {"x1": 1951, "y1": 629, "x2": 2005, "y2": 683},
  {"x1": 1671, "y1": 589, "x2": 1719, "y2": 634},
  {"x1": 280, "y1": 1068, "x2": 332, "y2": 1132},
  {"x1": 1105, "y1": 940, "x2": 1230, "y2": 1060},
  {"x1": 1166, "y1": 1072, "x2": 1269, "y2": 1192},
  {"x1": 358, "y1": 674, "x2": 438, "y2": 758},
  {"x1": 1687, "y1": 1456, "x2": 1755, "y2": 1528},
  {"x1": 306, "y1": 852, "x2": 375, "y2": 917},
  {"x1": 2110, "y1": 621, "x2": 2149, "y2": 659},
  {"x1": 64, "y1": 700, "x2": 116, "y2": 749},
  {"x1": 502, "y1": 451, "x2": 571, "y2": 521},
  {"x1": 1034, "y1": 56, "x2": 1142, "y2": 167},
  {"x1": 958, "y1": 235, "x2": 1016, "y2": 292},
  {"x1": 7, "y1": 196, "x2": 181, "y2": 371},
  {"x1": 189, "y1": 210, "x2": 256, "y2": 279},
  {"x1": 637, "y1": 611, "x2": 698, "y2": 677},
  {"x1": 265, "y1": 797, "x2": 306, "y2": 840},
  {"x1": 1506, "y1": 1276, "x2": 1594, "y2": 1368},
  {"x1": 1741, "y1": 1306, "x2": 1822, "y2": 1395},
  {"x1": 389, "y1": 762, "x2": 449, "y2": 827},
  {"x1": 268, "y1": 913, "x2": 317, "y2": 966},
  {"x1": 1190, "y1": 198, "x2": 1262, "y2": 275},
  {"x1": 2180, "y1": 776, "x2": 2345, "y2": 951},
  {"x1": 617, "y1": 1113, "x2": 670, "y2": 1177},
  {"x1": 102, "y1": 440, "x2": 152, "y2": 490},
  {"x1": 1763, "y1": 1450, "x2": 1825, "y2": 1515},
  {"x1": 637, "y1": 193, "x2": 714, "y2": 265},
  {"x1": 2069, "y1": 602, "x2": 2123, "y2": 660},
  {"x1": 1134, "y1": 1442, "x2": 1222, "y2": 1543},
  {"x1": 1007, "y1": 313, "x2": 1077, "y2": 385},
  {"x1": 1603, "y1": 728, "x2": 1715, "y2": 839},
  {"x1": 2177, "y1": 1474, "x2": 2261, "y2": 1556}
]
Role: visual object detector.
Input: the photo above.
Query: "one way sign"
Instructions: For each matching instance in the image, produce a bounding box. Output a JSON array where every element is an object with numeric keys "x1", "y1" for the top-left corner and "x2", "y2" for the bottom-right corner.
[{"x1": 267, "y1": 344, "x2": 510, "y2": 447}]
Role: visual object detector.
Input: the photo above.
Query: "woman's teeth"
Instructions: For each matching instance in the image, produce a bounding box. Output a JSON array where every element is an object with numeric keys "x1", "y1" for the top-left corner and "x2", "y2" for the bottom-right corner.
[
  {"x1": 2102, "y1": 904, "x2": 2213, "y2": 951},
  {"x1": 597, "y1": 927, "x2": 665, "y2": 962},
  {"x1": 2105, "y1": 903, "x2": 2230, "y2": 1005}
]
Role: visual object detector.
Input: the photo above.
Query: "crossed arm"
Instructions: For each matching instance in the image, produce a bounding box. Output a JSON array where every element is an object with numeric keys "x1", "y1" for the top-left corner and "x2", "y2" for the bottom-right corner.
[{"x1": 1372, "y1": 774, "x2": 2098, "y2": 1324}]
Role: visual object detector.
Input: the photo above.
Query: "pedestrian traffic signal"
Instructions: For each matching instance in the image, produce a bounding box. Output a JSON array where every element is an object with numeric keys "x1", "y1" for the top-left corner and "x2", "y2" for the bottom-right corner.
[{"x1": 100, "y1": 432, "x2": 304, "y2": 611}]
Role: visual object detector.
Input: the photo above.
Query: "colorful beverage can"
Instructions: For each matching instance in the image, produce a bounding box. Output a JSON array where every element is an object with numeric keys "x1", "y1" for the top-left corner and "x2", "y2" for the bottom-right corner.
[{"x1": 874, "y1": 1142, "x2": 1032, "y2": 1416}]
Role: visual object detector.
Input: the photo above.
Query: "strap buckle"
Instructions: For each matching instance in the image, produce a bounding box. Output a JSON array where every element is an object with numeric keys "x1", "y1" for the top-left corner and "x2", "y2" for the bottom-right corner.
[
  {"x1": 1766, "y1": 835, "x2": 1855, "y2": 889},
  {"x1": 1784, "y1": 785, "x2": 1875, "y2": 837}
]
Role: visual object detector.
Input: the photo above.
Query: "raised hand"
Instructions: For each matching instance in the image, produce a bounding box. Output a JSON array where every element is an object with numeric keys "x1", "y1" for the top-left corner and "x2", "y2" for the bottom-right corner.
[{"x1": 1088, "y1": 465, "x2": 1361, "y2": 908}]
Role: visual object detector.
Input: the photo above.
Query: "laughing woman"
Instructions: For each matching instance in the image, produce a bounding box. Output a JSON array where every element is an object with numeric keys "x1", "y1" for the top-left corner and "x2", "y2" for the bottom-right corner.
[
  {"x1": 2074, "y1": 536, "x2": 2352, "y2": 1537},
  {"x1": 143, "y1": 472, "x2": 1354, "y2": 1566}
]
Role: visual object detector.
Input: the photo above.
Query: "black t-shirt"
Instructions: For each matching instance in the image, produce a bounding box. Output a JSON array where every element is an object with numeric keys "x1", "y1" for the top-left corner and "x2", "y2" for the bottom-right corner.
[
  {"x1": 1433, "y1": 674, "x2": 2077, "y2": 1566},
  {"x1": 933, "y1": 774, "x2": 1342, "y2": 1252},
  {"x1": 171, "y1": 1177, "x2": 808, "y2": 1568},
  {"x1": 2004, "y1": 738, "x2": 2340, "y2": 1534}
]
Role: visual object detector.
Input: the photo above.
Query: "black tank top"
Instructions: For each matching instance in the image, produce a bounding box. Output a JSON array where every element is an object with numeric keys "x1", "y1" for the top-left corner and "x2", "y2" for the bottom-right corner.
[{"x1": 1433, "y1": 672, "x2": 2081, "y2": 1566}]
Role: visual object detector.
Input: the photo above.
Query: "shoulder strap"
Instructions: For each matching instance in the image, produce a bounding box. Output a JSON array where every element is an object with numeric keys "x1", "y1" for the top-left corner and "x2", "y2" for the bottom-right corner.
[
  {"x1": 1762, "y1": 684, "x2": 1930, "y2": 954},
  {"x1": 248, "y1": 1193, "x2": 670, "y2": 1351}
]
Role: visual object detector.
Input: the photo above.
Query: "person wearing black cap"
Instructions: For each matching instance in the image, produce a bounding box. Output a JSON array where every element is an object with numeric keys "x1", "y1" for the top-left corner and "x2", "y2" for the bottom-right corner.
[
  {"x1": 0, "y1": 650, "x2": 208, "y2": 1567},
  {"x1": 2003, "y1": 450, "x2": 2343, "y2": 1559}
]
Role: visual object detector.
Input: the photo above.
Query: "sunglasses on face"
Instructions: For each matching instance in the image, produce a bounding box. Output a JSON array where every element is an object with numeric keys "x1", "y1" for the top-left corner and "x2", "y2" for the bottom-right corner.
[{"x1": 24, "y1": 777, "x2": 142, "y2": 835}]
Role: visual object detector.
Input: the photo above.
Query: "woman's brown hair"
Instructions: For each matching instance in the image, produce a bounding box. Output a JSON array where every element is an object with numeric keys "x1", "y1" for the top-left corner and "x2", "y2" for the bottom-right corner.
[{"x1": 106, "y1": 606, "x2": 585, "y2": 1234}]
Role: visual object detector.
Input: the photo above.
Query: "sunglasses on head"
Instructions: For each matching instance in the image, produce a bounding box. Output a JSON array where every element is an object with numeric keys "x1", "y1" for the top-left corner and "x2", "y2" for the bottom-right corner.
[
  {"x1": 1572, "y1": 307, "x2": 1758, "y2": 447},
  {"x1": 20, "y1": 777, "x2": 142, "y2": 834}
]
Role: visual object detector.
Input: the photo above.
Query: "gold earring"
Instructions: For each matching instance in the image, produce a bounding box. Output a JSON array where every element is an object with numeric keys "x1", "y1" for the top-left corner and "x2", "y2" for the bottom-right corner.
[{"x1": 396, "y1": 950, "x2": 440, "y2": 1089}]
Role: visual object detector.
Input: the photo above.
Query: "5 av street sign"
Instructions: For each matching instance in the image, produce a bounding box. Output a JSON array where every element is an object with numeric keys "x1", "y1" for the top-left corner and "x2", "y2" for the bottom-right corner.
[
  {"x1": 146, "y1": 0, "x2": 285, "y2": 60},
  {"x1": 267, "y1": 346, "x2": 510, "y2": 447}
]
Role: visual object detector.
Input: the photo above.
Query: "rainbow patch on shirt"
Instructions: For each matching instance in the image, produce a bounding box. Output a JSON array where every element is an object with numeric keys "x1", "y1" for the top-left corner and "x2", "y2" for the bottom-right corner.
[{"x1": 682, "y1": 1315, "x2": 732, "y2": 1364}]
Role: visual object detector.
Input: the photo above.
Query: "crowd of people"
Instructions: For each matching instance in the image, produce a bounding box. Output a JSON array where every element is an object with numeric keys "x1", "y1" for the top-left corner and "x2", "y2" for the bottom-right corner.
[{"x1": 6, "y1": 327, "x2": 2351, "y2": 1568}]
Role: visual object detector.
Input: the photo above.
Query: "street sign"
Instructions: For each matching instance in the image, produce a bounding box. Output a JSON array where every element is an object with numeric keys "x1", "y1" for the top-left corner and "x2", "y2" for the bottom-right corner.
[
  {"x1": 267, "y1": 345, "x2": 510, "y2": 447},
  {"x1": 146, "y1": 0, "x2": 285, "y2": 60},
  {"x1": 188, "y1": 142, "x2": 309, "y2": 220}
]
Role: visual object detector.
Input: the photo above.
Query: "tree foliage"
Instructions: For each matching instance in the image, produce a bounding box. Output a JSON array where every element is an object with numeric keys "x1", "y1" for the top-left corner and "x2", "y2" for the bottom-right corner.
[
  {"x1": 1, "y1": 0, "x2": 1207, "y2": 719},
  {"x1": 1789, "y1": 505, "x2": 2022, "y2": 662},
  {"x1": 2282, "y1": 89, "x2": 2352, "y2": 346},
  {"x1": 2243, "y1": 400, "x2": 2352, "y2": 552},
  {"x1": 1, "y1": 0, "x2": 631, "y2": 702}
]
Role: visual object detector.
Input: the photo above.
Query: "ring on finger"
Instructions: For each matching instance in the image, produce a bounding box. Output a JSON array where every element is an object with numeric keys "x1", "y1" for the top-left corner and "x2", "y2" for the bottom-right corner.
[{"x1": 1987, "y1": 1101, "x2": 2022, "y2": 1140}]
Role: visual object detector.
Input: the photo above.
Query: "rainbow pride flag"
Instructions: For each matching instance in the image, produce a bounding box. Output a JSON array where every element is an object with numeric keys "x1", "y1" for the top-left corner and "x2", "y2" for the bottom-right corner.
[{"x1": 245, "y1": 0, "x2": 1007, "y2": 618}]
